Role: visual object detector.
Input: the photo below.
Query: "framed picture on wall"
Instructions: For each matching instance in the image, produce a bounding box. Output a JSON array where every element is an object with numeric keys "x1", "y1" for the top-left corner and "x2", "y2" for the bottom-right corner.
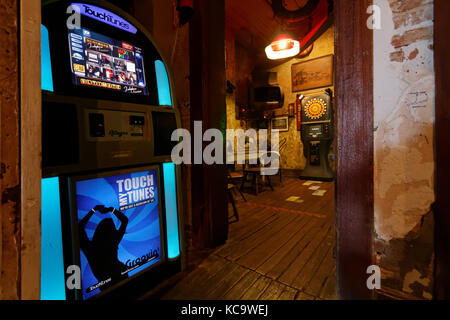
[
  {"x1": 271, "y1": 116, "x2": 289, "y2": 132},
  {"x1": 291, "y1": 54, "x2": 334, "y2": 92}
]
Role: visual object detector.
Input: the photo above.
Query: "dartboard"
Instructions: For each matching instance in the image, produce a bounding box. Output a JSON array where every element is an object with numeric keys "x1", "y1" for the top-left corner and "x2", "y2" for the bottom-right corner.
[{"x1": 304, "y1": 98, "x2": 327, "y2": 120}]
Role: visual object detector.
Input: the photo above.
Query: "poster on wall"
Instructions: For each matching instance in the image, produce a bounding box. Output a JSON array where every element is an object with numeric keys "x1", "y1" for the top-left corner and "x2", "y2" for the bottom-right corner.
[
  {"x1": 74, "y1": 169, "x2": 162, "y2": 300},
  {"x1": 291, "y1": 54, "x2": 334, "y2": 92}
]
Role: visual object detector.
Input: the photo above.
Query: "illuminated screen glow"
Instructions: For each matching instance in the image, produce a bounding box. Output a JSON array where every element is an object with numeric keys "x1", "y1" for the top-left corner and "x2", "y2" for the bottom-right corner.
[
  {"x1": 68, "y1": 28, "x2": 148, "y2": 95},
  {"x1": 74, "y1": 170, "x2": 162, "y2": 300},
  {"x1": 155, "y1": 60, "x2": 172, "y2": 106},
  {"x1": 41, "y1": 24, "x2": 54, "y2": 92},
  {"x1": 41, "y1": 177, "x2": 65, "y2": 300},
  {"x1": 163, "y1": 163, "x2": 180, "y2": 259}
]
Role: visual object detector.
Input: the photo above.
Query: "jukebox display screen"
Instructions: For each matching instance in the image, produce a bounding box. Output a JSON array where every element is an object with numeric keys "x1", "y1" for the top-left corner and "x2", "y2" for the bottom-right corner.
[
  {"x1": 68, "y1": 27, "x2": 148, "y2": 95},
  {"x1": 74, "y1": 169, "x2": 162, "y2": 299}
]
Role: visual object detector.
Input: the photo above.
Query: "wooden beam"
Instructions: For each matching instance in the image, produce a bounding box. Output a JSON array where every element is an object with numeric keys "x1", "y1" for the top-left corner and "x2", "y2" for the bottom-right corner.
[
  {"x1": 334, "y1": 0, "x2": 374, "y2": 299},
  {"x1": 20, "y1": 0, "x2": 41, "y2": 300},
  {"x1": 434, "y1": 0, "x2": 450, "y2": 300},
  {"x1": 189, "y1": 0, "x2": 228, "y2": 248}
]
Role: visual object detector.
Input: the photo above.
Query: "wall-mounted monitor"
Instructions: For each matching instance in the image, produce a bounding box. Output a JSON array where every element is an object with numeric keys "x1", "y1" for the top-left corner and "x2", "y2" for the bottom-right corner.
[
  {"x1": 70, "y1": 167, "x2": 164, "y2": 300},
  {"x1": 250, "y1": 85, "x2": 284, "y2": 110}
]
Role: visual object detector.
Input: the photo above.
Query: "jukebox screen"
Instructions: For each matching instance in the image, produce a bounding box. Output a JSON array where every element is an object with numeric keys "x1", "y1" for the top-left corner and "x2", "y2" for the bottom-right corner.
[
  {"x1": 74, "y1": 170, "x2": 162, "y2": 300},
  {"x1": 68, "y1": 27, "x2": 148, "y2": 95}
]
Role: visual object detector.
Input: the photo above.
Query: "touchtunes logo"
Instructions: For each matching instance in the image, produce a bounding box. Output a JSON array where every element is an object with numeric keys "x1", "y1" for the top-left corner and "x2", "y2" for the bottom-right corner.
[
  {"x1": 68, "y1": 3, "x2": 138, "y2": 34},
  {"x1": 81, "y1": 4, "x2": 129, "y2": 30}
]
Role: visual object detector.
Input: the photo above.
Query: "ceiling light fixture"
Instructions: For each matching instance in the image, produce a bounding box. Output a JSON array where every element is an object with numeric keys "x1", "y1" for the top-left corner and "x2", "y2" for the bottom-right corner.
[{"x1": 265, "y1": 34, "x2": 300, "y2": 60}]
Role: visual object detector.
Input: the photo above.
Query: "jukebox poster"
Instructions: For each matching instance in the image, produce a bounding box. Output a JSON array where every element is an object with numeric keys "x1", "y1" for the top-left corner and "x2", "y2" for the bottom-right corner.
[{"x1": 74, "y1": 170, "x2": 162, "y2": 299}]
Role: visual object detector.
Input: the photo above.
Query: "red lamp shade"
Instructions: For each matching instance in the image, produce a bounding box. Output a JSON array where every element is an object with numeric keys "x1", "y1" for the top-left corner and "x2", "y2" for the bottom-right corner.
[{"x1": 265, "y1": 34, "x2": 300, "y2": 60}]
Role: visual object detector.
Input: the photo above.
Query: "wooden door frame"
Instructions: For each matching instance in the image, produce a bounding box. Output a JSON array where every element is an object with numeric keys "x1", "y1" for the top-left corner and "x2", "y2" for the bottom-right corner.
[
  {"x1": 434, "y1": 0, "x2": 450, "y2": 300},
  {"x1": 19, "y1": 0, "x2": 42, "y2": 300},
  {"x1": 334, "y1": 0, "x2": 374, "y2": 299},
  {"x1": 0, "y1": 0, "x2": 41, "y2": 299},
  {"x1": 0, "y1": 0, "x2": 21, "y2": 300}
]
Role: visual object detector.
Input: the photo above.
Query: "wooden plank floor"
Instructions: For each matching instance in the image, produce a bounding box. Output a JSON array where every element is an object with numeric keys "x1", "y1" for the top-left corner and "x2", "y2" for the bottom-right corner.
[{"x1": 159, "y1": 178, "x2": 336, "y2": 300}]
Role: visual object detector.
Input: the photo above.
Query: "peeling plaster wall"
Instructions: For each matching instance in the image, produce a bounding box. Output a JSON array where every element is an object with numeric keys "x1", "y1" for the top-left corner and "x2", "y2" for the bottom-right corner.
[{"x1": 373, "y1": 0, "x2": 435, "y2": 299}]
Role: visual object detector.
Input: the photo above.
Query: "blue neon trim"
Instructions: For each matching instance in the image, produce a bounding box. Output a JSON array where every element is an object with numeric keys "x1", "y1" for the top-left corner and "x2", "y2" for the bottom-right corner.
[
  {"x1": 41, "y1": 25, "x2": 54, "y2": 92},
  {"x1": 162, "y1": 163, "x2": 180, "y2": 259},
  {"x1": 155, "y1": 60, "x2": 172, "y2": 106},
  {"x1": 41, "y1": 177, "x2": 65, "y2": 300}
]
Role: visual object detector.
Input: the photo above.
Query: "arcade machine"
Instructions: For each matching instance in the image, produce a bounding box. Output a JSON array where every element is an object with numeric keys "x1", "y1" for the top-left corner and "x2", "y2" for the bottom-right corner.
[
  {"x1": 298, "y1": 89, "x2": 334, "y2": 181},
  {"x1": 40, "y1": 0, "x2": 184, "y2": 300}
]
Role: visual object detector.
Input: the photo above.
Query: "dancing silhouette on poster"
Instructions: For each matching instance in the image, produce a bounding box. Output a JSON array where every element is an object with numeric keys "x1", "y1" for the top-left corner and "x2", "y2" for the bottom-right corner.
[{"x1": 79, "y1": 205, "x2": 128, "y2": 292}]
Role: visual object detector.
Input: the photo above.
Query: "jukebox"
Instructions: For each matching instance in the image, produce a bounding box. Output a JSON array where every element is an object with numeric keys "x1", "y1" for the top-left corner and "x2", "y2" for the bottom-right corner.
[
  {"x1": 298, "y1": 90, "x2": 334, "y2": 181},
  {"x1": 40, "y1": 0, "x2": 184, "y2": 300}
]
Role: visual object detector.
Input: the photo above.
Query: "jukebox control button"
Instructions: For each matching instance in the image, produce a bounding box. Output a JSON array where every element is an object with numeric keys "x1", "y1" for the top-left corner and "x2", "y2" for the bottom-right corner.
[
  {"x1": 130, "y1": 115, "x2": 145, "y2": 126},
  {"x1": 89, "y1": 113, "x2": 105, "y2": 137}
]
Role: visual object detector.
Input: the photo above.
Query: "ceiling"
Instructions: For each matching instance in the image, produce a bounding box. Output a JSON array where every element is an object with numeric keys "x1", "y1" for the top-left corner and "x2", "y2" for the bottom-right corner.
[
  {"x1": 226, "y1": 0, "x2": 333, "y2": 67},
  {"x1": 226, "y1": 0, "x2": 279, "y2": 51}
]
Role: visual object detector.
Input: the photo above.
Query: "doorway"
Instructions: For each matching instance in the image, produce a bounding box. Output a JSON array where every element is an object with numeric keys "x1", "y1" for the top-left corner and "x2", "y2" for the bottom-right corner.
[
  {"x1": 139, "y1": 0, "x2": 375, "y2": 301},
  {"x1": 173, "y1": 0, "x2": 374, "y2": 300},
  {"x1": 218, "y1": 0, "x2": 336, "y2": 299},
  {"x1": 147, "y1": 0, "x2": 375, "y2": 300}
]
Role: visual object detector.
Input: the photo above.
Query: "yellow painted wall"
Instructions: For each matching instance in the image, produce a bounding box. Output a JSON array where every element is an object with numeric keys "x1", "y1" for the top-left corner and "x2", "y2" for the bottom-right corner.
[
  {"x1": 226, "y1": 30, "x2": 253, "y2": 132},
  {"x1": 268, "y1": 25, "x2": 335, "y2": 171},
  {"x1": 225, "y1": 25, "x2": 335, "y2": 171}
]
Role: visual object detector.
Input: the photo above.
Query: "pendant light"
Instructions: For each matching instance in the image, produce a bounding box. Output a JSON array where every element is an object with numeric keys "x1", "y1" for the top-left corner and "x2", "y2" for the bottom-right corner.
[{"x1": 265, "y1": 34, "x2": 300, "y2": 60}]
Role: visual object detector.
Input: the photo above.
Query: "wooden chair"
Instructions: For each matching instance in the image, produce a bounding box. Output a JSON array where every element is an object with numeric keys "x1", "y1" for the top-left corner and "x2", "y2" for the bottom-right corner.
[
  {"x1": 240, "y1": 151, "x2": 279, "y2": 195},
  {"x1": 227, "y1": 168, "x2": 247, "y2": 202}
]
